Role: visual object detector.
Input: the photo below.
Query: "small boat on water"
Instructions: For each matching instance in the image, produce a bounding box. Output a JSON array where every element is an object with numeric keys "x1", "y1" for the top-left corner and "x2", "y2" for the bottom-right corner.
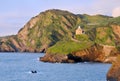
[{"x1": 31, "y1": 70, "x2": 37, "y2": 73}]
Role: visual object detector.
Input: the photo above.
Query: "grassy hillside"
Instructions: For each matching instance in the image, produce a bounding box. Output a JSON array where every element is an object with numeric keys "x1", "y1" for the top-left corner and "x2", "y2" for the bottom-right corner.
[
  {"x1": 0, "y1": 9, "x2": 120, "y2": 53},
  {"x1": 47, "y1": 40, "x2": 94, "y2": 55},
  {"x1": 17, "y1": 9, "x2": 82, "y2": 51},
  {"x1": 44, "y1": 10, "x2": 119, "y2": 55},
  {"x1": 95, "y1": 27, "x2": 115, "y2": 46}
]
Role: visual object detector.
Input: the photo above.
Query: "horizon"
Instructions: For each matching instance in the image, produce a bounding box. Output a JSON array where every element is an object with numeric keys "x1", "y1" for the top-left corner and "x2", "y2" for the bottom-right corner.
[{"x1": 0, "y1": 0, "x2": 120, "y2": 37}]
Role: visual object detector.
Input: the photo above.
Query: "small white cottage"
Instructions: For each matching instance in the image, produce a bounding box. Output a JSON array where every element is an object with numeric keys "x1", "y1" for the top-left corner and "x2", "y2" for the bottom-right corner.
[{"x1": 75, "y1": 26, "x2": 84, "y2": 35}]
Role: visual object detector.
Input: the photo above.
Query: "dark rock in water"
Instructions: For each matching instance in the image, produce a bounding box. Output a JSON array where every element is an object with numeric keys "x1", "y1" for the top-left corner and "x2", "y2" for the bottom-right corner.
[{"x1": 31, "y1": 70, "x2": 37, "y2": 73}]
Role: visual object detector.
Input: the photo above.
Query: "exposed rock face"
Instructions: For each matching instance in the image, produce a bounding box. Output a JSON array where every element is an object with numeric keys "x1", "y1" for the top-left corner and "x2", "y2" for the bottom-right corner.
[
  {"x1": 107, "y1": 56, "x2": 120, "y2": 81},
  {"x1": 0, "y1": 36, "x2": 21, "y2": 52},
  {"x1": 112, "y1": 25, "x2": 120, "y2": 39},
  {"x1": 112, "y1": 25, "x2": 120, "y2": 46},
  {"x1": 72, "y1": 44, "x2": 118, "y2": 63},
  {"x1": 0, "y1": 35, "x2": 38, "y2": 52},
  {"x1": 40, "y1": 54, "x2": 68, "y2": 63},
  {"x1": 40, "y1": 53, "x2": 83, "y2": 63},
  {"x1": 0, "y1": 9, "x2": 82, "y2": 52},
  {"x1": 40, "y1": 44, "x2": 119, "y2": 63}
]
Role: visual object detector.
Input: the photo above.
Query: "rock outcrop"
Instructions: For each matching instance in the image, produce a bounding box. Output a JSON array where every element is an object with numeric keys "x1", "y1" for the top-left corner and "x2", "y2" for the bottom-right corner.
[
  {"x1": 40, "y1": 44, "x2": 120, "y2": 63},
  {"x1": 107, "y1": 56, "x2": 120, "y2": 81}
]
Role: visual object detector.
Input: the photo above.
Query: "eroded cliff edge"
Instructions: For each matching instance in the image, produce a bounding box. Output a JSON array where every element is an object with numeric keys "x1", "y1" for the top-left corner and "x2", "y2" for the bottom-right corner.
[
  {"x1": 107, "y1": 56, "x2": 120, "y2": 81},
  {"x1": 40, "y1": 43, "x2": 120, "y2": 63}
]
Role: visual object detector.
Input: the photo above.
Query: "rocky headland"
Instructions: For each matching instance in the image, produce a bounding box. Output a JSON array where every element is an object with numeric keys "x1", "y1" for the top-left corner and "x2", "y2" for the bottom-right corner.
[
  {"x1": 0, "y1": 9, "x2": 120, "y2": 63},
  {"x1": 0, "y1": 9, "x2": 120, "y2": 79},
  {"x1": 107, "y1": 56, "x2": 120, "y2": 81},
  {"x1": 0, "y1": 9, "x2": 120, "y2": 80},
  {"x1": 40, "y1": 43, "x2": 119, "y2": 63}
]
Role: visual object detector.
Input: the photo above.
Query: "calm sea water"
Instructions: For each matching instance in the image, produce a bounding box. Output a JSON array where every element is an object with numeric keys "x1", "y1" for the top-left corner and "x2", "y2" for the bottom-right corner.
[{"x1": 0, "y1": 53, "x2": 111, "y2": 81}]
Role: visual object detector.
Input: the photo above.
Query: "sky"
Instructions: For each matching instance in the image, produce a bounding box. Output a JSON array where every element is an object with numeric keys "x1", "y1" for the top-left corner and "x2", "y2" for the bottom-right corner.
[{"x1": 0, "y1": 0, "x2": 120, "y2": 36}]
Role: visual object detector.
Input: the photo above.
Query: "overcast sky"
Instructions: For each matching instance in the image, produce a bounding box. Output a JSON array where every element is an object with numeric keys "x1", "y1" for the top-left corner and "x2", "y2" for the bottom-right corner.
[{"x1": 0, "y1": 0, "x2": 120, "y2": 36}]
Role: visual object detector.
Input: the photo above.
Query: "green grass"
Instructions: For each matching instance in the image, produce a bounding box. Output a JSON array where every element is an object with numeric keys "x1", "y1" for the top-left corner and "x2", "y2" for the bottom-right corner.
[
  {"x1": 75, "y1": 34, "x2": 90, "y2": 41},
  {"x1": 95, "y1": 27, "x2": 115, "y2": 46},
  {"x1": 47, "y1": 40, "x2": 94, "y2": 55}
]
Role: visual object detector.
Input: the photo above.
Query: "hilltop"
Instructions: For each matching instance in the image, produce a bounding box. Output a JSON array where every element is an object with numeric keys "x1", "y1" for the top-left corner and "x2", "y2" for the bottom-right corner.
[{"x1": 0, "y1": 9, "x2": 81, "y2": 52}]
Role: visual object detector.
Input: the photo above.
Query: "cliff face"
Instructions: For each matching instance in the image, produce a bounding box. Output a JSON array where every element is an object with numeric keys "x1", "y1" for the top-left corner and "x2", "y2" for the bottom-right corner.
[
  {"x1": 40, "y1": 44, "x2": 120, "y2": 63},
  {"x1": 0, "y1": 9, "x2": 81, "y2": 52},
  {"x1": 72, "y1": 44, "x2": 118, "y2": 63},
  {"x1": 0, "y1": 36, "x2": 24, "y2": 52},
  {"x1": 107, "y1": 56, "x2": 120, "y2": 81}
]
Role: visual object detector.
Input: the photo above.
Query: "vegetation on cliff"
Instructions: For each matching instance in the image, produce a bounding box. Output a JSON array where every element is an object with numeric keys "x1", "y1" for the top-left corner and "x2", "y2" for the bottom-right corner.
[
  {"x1": 0, "y1": 9, "x2": 120, "y2": 54},
  {"x1": 95, "y1": 27, "x2": 115, "y2": 46},
  {"x1": 47, "y1": 40, "x2": 93, "y2": 55}
]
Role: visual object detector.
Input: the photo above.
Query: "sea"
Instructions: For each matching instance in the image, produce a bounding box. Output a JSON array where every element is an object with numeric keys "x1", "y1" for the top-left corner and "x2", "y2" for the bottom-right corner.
[{"x1": 0, "y1": 53, "x2": 111, "y2": 81}]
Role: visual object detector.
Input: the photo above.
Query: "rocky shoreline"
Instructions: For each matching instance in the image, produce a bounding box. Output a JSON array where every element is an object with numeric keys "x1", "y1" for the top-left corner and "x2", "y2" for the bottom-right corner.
[
  {"x1": 40, "y1": 44, "x2": 119, "y2": 63},
  {"x1": 107, "y1": 56, "x2": 120, "y2": 81},
  {"x1": 40, "y1": 43, "x2": 120, "y2": 81},
  {"x1": 0, "y1": 9, "x2": 120, "y2": 81}
]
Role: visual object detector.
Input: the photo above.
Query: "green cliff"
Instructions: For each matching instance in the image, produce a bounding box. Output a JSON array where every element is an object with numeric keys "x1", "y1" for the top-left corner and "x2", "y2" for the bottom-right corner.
[
  {"x1": 0, "y1": 9, "x2": 81, "y2": 52},
  {"x1": 0, "y1": 9, "x2": 120, "y2": 59}
]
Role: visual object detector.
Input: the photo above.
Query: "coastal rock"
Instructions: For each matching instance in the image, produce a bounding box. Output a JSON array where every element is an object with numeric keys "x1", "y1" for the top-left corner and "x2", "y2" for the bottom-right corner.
[
  {"x1": 40, "y1": 54, "x2": 68, "y2": 63},
  {"x1": 40, "y1": 44, "x2": 119, "y2": 63},
  {"x1": 107, "y1": 56, "x2": 120, "y2": 81},
  {"x1": 72, "y1": 44, "x2": 117, "y2": 63}
]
